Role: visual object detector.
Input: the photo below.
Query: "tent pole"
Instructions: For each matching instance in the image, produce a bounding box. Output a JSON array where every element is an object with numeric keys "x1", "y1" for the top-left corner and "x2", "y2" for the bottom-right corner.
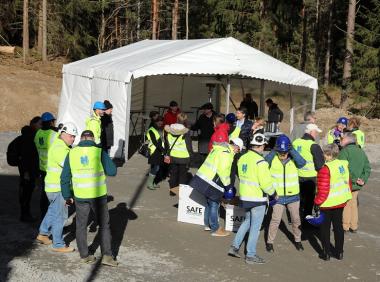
[
  {"x1": 289, "y1": 85, "x2": 294, "y2": 134},
  {"x1": 226, "y1": 76, "x2": 231, "y2": 114},
  {"x1": 180, "y1": 76, "x2": 185, "y2": 108},
  {"x1": 142, "y1": 77, "x2": 147, "y2": 113},
  {"x1": 259, "y1": 80, "x2": 265, "y2": 116},
  {"x1": 312, "y1": 88, "x2": 317, "y2": 111}
]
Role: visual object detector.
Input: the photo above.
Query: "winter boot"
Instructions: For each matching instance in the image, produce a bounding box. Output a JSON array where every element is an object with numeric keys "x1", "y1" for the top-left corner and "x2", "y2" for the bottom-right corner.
[{"x1": 147, "y1": 174, "x2": 156, "y2": 190}]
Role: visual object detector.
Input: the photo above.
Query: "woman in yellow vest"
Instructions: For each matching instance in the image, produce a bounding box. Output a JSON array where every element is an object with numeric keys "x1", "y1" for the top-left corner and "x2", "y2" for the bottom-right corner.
[
  {"x1": 228, "y1": 134, "x2": 277, "y2": 264},
  {"x1": 164, "y1": 123, "x2": 193, "y2": 195},
  {"x1": 265, "y1": 135, "x2": 306, "y2": 252},
  {"x1": 146, "y1": 115, "x2": 165, "y2": 190},
  {"x1": 326, "y1": 117, "x2": 348, "y2": 145},
  {"x1": 190, "y1": 138, "x2": 242, "y2": 236},
  {"x1": 314, "y1": 144, "x2": 352, "y2": 261},
  {"x1": 347, "y1": 117, "x2": 365, "y2": 148}
]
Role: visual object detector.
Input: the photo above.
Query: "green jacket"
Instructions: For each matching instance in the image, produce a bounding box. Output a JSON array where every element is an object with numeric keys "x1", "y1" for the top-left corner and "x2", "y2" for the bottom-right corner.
[{"x1": 338, "y1": 143, "x2": 371, "y2": 191}]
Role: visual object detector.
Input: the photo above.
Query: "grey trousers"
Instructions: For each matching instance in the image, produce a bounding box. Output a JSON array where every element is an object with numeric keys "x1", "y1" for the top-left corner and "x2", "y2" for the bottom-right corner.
[
  {"x1": 267, "y1": 201, "x2": 302, "y2": 244},
  {"x1": 75, "y1": 197, "x2": 112, "y2": 258}
]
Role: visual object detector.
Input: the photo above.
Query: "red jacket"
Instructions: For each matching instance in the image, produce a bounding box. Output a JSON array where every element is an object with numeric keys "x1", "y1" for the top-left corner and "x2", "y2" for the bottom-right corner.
[
  {"x1": 208, "y1": 123, "x2": 230, "y2": 152},
  {"x1": 163, "y1": 109, "x2": 181, "y2": 126},
  {"x1": 314, "y1": 165, "x2": 352, "y2": 210}
]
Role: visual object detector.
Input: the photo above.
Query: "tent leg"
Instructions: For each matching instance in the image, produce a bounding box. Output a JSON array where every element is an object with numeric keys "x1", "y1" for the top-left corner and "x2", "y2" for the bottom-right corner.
[
  {"x1": 289, "y1": 86, "x2": 294, "y2": 134},
  {"x1": 226, "y1": 77, "x2": 231, "y2": 114},
  {"x1": 312, "y1": 89, "x2": 317, "y2": 111},
  {"x1": 259, "y1": 80, "x2": 265, "y2": 116},
  {"x1": 124, "y1": 81, "x2": 133, "y2": 161}
]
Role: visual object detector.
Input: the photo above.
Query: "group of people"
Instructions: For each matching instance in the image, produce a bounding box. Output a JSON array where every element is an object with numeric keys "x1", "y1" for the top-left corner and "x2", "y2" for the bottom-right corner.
[
  {"x1": 10, "y1": 100, "x2": 120, "y2": 266},
  {"x1": 145, "y1": 102, "x2": 371, "y2": 265}
]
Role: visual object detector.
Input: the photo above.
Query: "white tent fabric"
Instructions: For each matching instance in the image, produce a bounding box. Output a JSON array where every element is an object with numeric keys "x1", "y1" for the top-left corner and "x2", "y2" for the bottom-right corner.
[{"x1": 58, "y1": 37, "x2": 318, "y2": 158}]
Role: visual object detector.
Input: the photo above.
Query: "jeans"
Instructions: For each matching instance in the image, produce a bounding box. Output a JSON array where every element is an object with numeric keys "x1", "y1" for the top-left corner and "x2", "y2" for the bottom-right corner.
[
  {"x1": 39, "y1": 192, "x2": 67, "y2": 248},
  {"x1": 75, "y1": 197, "x2": 112, "y2": 258},
  {"x1": 150, "y1": 164, "x2": 160, "y2": 176},
  {"x1": 232, "y1": 204, "x2": 266, "y2": 258},
  {"x1": 204, "y1": 198, "x2": 220, "y2": 232}
]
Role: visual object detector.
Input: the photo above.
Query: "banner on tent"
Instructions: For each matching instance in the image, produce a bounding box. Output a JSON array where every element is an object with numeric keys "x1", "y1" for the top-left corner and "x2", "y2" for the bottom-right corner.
[{"x1": 177, "y1": 184, "x2": 206, "y2": 226}]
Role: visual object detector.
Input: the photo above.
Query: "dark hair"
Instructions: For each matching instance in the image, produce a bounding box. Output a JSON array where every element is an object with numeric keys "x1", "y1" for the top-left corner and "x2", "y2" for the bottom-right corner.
[
  {"x1": 169, "y1": 101, "x2": 178, "y2": 107},
  {"x1": 149, "y1": 111, "x2": 159, "y2": 119},
  {"x1": 201, "y1": 102, "x2": 214, "y2": 110},
  {"x1": 237, "y1": 107, "x2": 248, "y2": 117},
  {"x1": 104, "y1": 100, "x2": 113, "y2": 109},
  {"x1": 30, "y1": 116, "x2": 41, "y2": 126},
  {"x1": 266, "y1": 98, "x2": 273, "y2": 104},
  {"x1": 155, "y1": 116, "x2": 164, "y2": 122},
  {"x1": 81, "y1": 130, "x2": 94, "y2": 138},
  {"x1": 213, "y1": 114, "x2": 225, "y2": 125}
]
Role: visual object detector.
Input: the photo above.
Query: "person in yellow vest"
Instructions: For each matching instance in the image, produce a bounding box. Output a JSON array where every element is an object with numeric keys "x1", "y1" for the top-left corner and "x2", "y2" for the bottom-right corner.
[
  {"x1": 190, "y1": 138, "x2": 242, "y2": 236},
  {"x1": 292, "y1": 123, "x2": 325, "y2": 227},
  {"x1": 347, "y1": 117, "x2": 365, "y2": 148},
  {"x1": 326, "y1": 117, "x2": 348, "y2": 146},
  {"x1": 314, "y1": 144, "x2": 352, "y2": 261},
  {"x1": 146, "y1": 116, "x2": 165, "y2": 190},
  {"x1": 86, "y1": 101, "x2": 106, "y2": 144},
  {"x1": 61, "y1": 130, "x2": 118, "y2": 266},
  {"x1": 264, "y1": 135, "x2": 306, "y2": 252},
  {"x1": 164, "y1": 123, "x2": 193, "y2": 196},
  {"x1": 36, "y1": 122, "x2": 77, "y2": 252},
  {"x1": 228, "y1": 134, "x2": 277, "y2": 264},
  {"x1": 34, "y1": 112, "x2": 58, "y2": 218}
]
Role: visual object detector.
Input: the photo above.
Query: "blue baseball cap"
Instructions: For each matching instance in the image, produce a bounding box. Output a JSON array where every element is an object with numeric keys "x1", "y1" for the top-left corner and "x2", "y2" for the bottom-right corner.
[
  {"x1": 41, "y1": 112, "x2": 55, "y2": 122},
  {"x1": 337, "y1": 117, "x2": 348, "y2": 126},
  {"x1": 93, "y1": 101, "x2": 106, "y2": 110}
]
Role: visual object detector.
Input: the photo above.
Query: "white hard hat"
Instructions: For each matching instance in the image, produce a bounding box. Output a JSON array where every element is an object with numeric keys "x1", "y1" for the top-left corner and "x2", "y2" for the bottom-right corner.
[
  {"x1": 230, "y1": 137, "x2": 244, "y2": 151},
  {"x1": 250, "y1": 133, "x2": 268, "y2": 146},
  {"x1": 60, "y1": 122, "x2": 78, "y2": 136}
]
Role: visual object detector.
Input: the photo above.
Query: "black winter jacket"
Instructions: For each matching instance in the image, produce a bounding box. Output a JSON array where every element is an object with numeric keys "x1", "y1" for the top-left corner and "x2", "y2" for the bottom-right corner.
[{"x1": 101, "y1": 114, "x2": 114, "y2": 149}]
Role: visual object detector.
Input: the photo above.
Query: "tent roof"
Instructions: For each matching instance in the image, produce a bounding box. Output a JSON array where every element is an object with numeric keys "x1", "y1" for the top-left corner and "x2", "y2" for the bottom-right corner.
[{"x1": 63, "y1": 37, "x2": 318, "y2": 90}]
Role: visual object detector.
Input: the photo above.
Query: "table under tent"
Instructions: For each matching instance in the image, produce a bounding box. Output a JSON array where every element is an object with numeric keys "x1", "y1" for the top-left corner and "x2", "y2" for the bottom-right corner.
[{"x1": 57, "y1": 37, "x2": 318, "y2": 160}]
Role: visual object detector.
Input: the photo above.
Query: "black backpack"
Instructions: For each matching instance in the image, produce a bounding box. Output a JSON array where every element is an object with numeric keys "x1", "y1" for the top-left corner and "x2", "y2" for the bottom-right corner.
[{"x1": 7, "y1": 136, "x2": 21, "y2": 167}]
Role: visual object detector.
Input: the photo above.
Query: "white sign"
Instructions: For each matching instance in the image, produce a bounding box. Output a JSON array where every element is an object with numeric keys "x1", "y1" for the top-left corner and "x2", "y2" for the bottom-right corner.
[
  {"x1": 225, "y1": 204, "x2": 246, "y2": 232},
  {"x1": 177, "y1": 184, "x2": 207, "y2": 226}
]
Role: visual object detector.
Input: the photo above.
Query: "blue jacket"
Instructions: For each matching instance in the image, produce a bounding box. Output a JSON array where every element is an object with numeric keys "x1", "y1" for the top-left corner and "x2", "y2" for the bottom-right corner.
[
  {"x1": 265, "y1": 148, "x2": 306, "y2": 204},
  {"x1": 60, "y1": 140, "x2": 117, "y2": 201}
]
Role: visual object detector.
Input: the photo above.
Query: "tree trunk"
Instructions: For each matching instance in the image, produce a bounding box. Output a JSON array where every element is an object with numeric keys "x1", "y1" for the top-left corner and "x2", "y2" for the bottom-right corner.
[
  {"x1": 136, "y1": 0, "x2": 140, "y2": 40},
  {"x1": 152, "y1": 0, "x2": 158, "y2": 39},
  {"x1": 42, "y1": 0, "x2": 47, "y2": 61},
  {"x1": 171, "y1": 0, "x2": 179, "y2": 39},
  {"x1": 22, "y1": 0, "x2": 29, "y2": 63},
  {"x1": 315, "y1": 0, "x2": 320, "y2": 79},
  {"x1": 98, "y1": 0, "x2": 106, "y2": 53},
  {"x1": 324, "y1": 0, "x2": 333, "y2": 88},
  {"x1": 37, "y1": 0, "x2": 42, "y2": 53},
  {"x1": 341, "y1": 0, "x2": 356, "y2": 108},
  {"x1": 299, "y1": 2, "x2": 307, "y2": 71},
  {"x1": 185, "y1": 0, "x2": 189, "y2": 39}
]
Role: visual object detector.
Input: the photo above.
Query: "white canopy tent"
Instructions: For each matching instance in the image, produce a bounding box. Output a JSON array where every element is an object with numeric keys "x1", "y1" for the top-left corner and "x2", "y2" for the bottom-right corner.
[{"x1": 58, "y1": 37, "x2": 318, "y2": 159}]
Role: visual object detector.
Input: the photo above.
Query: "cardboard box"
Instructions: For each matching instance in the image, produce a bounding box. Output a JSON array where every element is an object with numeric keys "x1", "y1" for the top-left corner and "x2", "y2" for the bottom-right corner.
[
  {"x1": 225, "y1": 204, "x2": 246, "y2": 232},
  {"x1": 177, "y1": 184, "x2": 206, "y2": 226}
]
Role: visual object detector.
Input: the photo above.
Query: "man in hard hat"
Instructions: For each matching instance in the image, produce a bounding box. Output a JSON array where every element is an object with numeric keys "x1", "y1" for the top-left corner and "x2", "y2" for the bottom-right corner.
[
  {"x1": 61, "y1": 130, "x2": 118, "y2": 266},
  {"x1": 34, "y1": 112, "x2": 58, "y2": 218},
  {"x1": 292, "y1": 124, "x2": 325, "y2": 227},
  {"x1": 86, "y1": 101, "x2": 106, "y2": 144},
  {"x1": 36, "y1": 122, "x2": 78, "y2": 252},
  {"x1": 265, "y1": 135, "x2": 306, "y2": 252},
  {"x1": 189, "y1": 138, "x2": 242, "y2": 237},
  {"x1": 228, "y1": 133, "x2": 277, "y2": 264}
]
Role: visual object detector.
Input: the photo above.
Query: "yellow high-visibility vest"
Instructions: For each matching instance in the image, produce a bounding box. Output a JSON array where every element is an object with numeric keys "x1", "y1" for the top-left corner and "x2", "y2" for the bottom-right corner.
[
  {"x1": 34, "y1": 129, "x2": 57, "y2": 171},
  {"x1": 270, "y1": 156, "x2": 300, "y2": 196},
  {"x1": 292, "y1": 138, "x2": 317, "y2": 177}
]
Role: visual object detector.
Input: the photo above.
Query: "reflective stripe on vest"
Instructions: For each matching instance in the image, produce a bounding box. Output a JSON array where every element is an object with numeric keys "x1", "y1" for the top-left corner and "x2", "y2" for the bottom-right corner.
[
  {"x1": 196, "y1": 144, "x2": 233, "y2": 188},
  {"x1": 292, "y1": 138, "x2": 317, "y2": 177},
  {"x1": 229, "y1": 127, "x2": 241, "y2": 140},
  {"x1": 196, "y1": 171, "x2": 225, "y2": 193},
  {"x1": 352, "y1": 130, "x2": 365, "y2": 148},
  {"x1": 44, "y1": 138, "x2": 70, "y2": 193},
  {"x1": 146, "y1": 127, "x2": 163, "y2": 155},
  {"x1": 69, "y1": 146, "x2": 107, "y2": 199},
  {"x1": 270, "y1": 156, "x2": 300, "y2": 196},
  {"x1": 86, "y1": 115, "x2": 101, "y2": 144},
  {"x1": 34, "y1": 129, "x2": 57, "y2": 171},
  {"x1": 167, "y1": 133, "x2": 190, "y2": 158},
  {"x1": 320, "y1": 159, "x2": 352, "y2": 208},
  {"x1": 238, "y1": 150, "x2": 274, "y2": 202}
]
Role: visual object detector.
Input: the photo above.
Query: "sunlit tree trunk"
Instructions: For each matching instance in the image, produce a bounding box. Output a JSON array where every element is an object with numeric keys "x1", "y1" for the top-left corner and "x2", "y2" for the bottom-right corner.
[{"x1": 23, "y1": 0, "x2": 29, "y2": 63}]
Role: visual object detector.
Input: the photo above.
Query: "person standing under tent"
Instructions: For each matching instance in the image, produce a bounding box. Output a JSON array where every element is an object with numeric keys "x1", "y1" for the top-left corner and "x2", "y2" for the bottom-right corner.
[
  {"x1": 240, "y1": 93, "x2": 258, "y2": 120},
  {"x1": 61, "y1": 130, "x2": 118, "y2": 266},
  {"x1": 292, "y1": 124, "x2": 325, "y2": 227},
  {"x1": 228, "y1": 134, "x2": 277, "y2": 264},
  {"x1": 36, "y1": 123, "x2": 78, "y2": 252},
  {"x1": 265, "y1": 98, "x2": 284, "y2": 127},
  {"x1": 34, "y1": 112, "x2": 58, "y2": 218},
  {"x1": 86, "y1": 101, "x2": 106, "y2": 145},
  {"x1": 208, "y1": 114, "x2": 230, "y2": 152},
  {"x1": 265, "y1": 135, "x2": 306, "y2": 252},
  {"x1": 163, "y1": 101, "x2": 181, "y2": 126}
]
